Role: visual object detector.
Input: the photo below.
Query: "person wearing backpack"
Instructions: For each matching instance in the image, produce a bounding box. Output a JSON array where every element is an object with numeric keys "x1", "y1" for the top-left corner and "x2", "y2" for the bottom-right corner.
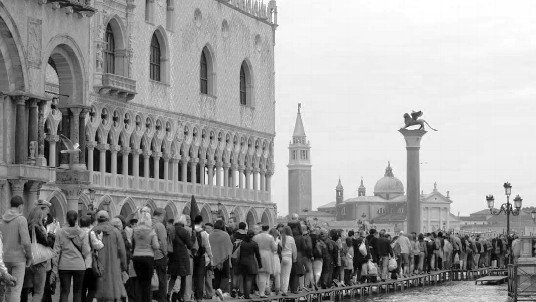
[
  {"x1": 209, "y1": 220, "x2": 232, "y2": 300},
  {"x1": 52, "y1": 211, "x2": 90, "y2": 302},
  {"x1": 80, "y1": 214, "x2": 104, "y2": 302},
  {"x1": 230, "y1": 223, "x2": 247, "y2": 298}
]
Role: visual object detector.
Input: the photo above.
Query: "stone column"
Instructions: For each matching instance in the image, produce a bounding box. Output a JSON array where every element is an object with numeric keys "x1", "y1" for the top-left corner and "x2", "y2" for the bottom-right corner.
[
  {"x1": 47, "y1": 135, "x2": 59, "y2": 167},
  {"x1": 78, "y1": 108, "x2": 88, "y2": 167},
  {"x1": 121, "y1": 148, "x2": 130, "y2": 178},
  {"x1": 266, "y1": 171, "x2": 273, "y2": 192},
  {"x1": 238, "y1": 166, "x2": 245, "y2": 189},
  {"x1": 97, "y1": 144, "x2": 107, "y2": 174},
  {"x1": 62, "y1": 186, "x2": 83, "y2": 212},
  {"x1": 439, "y1": 207, "x2": 443, "y2": 231},
  {"x1": 245, "y1": 167, "x2": 251, "y2": 189},
  {"x1": 27, "y1": 99, "x2": 38, "y2": 164},
  {"x1": 253, "y1": 168, "x2": 259, "y2": 190},
  {"x1": 36, "y1": 100, "x2": 48, "y2": 166},
  {"x1": 131, "y1": 149, "x2": 141, "y2": 178},
  {"x1": 181, "y1": 156, "x2": 189, "y2": 183},
  {"x1": 143, "y1": 151, "x2": 152, "y2": 180},
  {"x1": 207, "y1": 161, "x2": 214, "y2": 186},
  {"x1": 215, "y1": 161, "x2": 222, "y2": 186},
  {"x1": 231, "y1": 164, "x2": 238, "y2": 188},
  {"x1": 26, "y1": 181, "x2": 43, "y2": 214},
  {"x1": 0, "y1": 180, "x2": 6, "y2": 215},
  {"x1": 223, "y1": 163, "x2": 230, "y2": 187},
  {"x1": 69, "y1": 107, "x2": 83, "y2": 167},
  {"x1": 9, "y1": 179, "x2": 27, "y2": 197},
  {"x1": 15, "y1": 96, "x2": 29, "y2": 164},
  {"x1": 190, "y1": 159, "x2": 198, "y2": 184},
  {"x1": 59, "y1": 108, "x2": 71, "y2": 168},
  {"x1": 399, "y1": 128, "x2": 427, "y2": 234},
  {"x1": 171, "y1": 157, "x2": 179, "y2": 190},
  {"x1": 163, "y1": 154, "x2": 170, "y2": 182},
  {"x1": 110, "y1": 145, "x2": 120, "y2": 176},
  {"x1": 0, "y1": 96, "x2": 5, "y2": 164},
  {"x1": 86, "y1": 141, "x2": 97, "y2": 172},
  {"x1": 153, "y1": 152, "x2": 162, "y2": 181},
  {"x1": 260, "y1": 169, "x2": 266, "y2": 191}
]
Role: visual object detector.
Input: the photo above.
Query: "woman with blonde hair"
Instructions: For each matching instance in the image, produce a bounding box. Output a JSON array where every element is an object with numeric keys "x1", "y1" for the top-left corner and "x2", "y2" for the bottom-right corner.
[
  {"x1": 22, "y1": 207, "x2": 53, "y2": 302},
  {"x1": 132, "y1": 211, "x2": 159, "y2": 302}
]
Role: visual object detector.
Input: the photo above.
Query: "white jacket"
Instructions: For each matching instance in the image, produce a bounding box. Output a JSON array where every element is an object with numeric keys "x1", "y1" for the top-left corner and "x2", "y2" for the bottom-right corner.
[
  {"x1": 0, "y1": 235, "x2": 8, "y2": 275},
  {"x1": 81, "y1": 227, "x2": 104, "y2": 269}
]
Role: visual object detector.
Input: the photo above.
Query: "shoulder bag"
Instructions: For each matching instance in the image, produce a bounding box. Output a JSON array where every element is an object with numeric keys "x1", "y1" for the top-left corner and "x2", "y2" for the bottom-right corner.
[
  {"x1": 88, "y1": 231, "x2": 104, "y2": 277},
  {"x1": 31, "y1": 226, "x2": 56, "y2": 264}
]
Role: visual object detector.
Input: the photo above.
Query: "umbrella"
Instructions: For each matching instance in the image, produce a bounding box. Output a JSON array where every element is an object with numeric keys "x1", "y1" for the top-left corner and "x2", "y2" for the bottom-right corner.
[{"x1": 190, "y1": 195, "x2": 200, "y2": 226}]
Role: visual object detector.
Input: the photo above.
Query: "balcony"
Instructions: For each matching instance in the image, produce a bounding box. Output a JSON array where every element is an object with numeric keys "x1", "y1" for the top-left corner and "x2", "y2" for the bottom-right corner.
[
  {"x1": 38, "y1": 0, "x2": 96, "y2": 16},
  {"x1": 89, "y1": 171, "x2": 271, "y2": 203},
  {"x1": 96, "y1": 73, "x2": 136, "y2": 101}
]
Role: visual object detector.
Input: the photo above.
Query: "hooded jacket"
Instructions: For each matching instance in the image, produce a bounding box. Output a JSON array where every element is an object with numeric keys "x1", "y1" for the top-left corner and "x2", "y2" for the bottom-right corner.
[
  {"x1": 0, "y1": 209, "x2": 31, "y2": 263},
  {"x1": 53, "y1": 226, "x2": 90, "y2": 271}
]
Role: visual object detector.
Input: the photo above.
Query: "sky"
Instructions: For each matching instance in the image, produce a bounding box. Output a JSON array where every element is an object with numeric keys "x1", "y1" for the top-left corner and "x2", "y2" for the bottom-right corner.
[{"x1": 271, "y1": 0, "x2": 536, "y2": 217}]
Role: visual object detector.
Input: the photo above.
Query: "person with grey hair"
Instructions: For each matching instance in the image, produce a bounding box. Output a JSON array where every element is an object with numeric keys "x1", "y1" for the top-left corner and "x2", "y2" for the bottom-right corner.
[
  {"x1": 152, "y1": 208, "x2": 168, "y2": 302},
  {"x1": 132, "y1": 212, "x2": 160, "y2": 302},
  {"x1": 169, "y1": 215, "x2": 193, "y2": 302}
]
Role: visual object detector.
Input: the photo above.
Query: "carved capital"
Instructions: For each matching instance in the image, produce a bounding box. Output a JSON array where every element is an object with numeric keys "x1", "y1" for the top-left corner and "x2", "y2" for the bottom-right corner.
[
  {"x1": 223, "y1": 162, "x2": 231, "y2": 169},
  {"x1": 253, "y1": 168, "x2": 260, "y2": 173},
  {"x1": 27, "y1": 181, "x2": 44, "y2": 193},
  {"x1": 163, "y1": 153, "x2": 172, "y2": 161},
  {"x1": 9, "y1": 179, "x2": 27, "y2": 193},
  {"x1": 181, "y1": 155, "x2": 190, "y2": 163},
  {"x1": 238, "y1": 165, "x2": 245, "y2": 172},
  {"x1": 143, "y1": 150, "x2": 152, "y2": 158},
  {"x1": 46, "y1": 134, "x2": 60, "y2": 143},
  {"x1": 86, "y1": 141, "x2": 97, "y2": 149},
  {"x1": 152, "y1": 151, "x2": 162, "y2": 159},
  {"x1": 131, "y1": 148, "x2": 142, "y2": 156},
  {"x1": 215, "y1": 161, "x2": 223, "y2": 169},
  {"x1": 260, "y1": 169, "x2": 267, "y2": 175},
  {"x1": 60, "y1": 185, "x2": 84, "y2": 199},
  {"x1": 96, "y1": 143, "x2": 109, "y2": 152},
  {"x1": 109, "y1": 145, "x2": 121, "y2": 153},
  {"x1": 121, "y1": 147, "x2": 131, "y2": 155},
  {"x1": 190, "y1": 158, "x2": 199, "y2": 165},
  {"x1": 207, "y1": 160, "x2": 216, "y2": 167}
]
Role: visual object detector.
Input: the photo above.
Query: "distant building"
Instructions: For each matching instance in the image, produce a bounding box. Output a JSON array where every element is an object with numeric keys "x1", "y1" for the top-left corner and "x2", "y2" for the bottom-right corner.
[
  {"x1": 288, "y1": 104, "x2": 312, "y2": 215},
  {"x1": 317, "y1": 162, "x2": 460, "y2": 234}
]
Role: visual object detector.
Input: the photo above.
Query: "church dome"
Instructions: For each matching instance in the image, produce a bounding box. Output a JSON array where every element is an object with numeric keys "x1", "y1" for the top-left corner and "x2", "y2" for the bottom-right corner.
[{"x1": 373, "y1": 162, "x2": 404, "y2": 199}]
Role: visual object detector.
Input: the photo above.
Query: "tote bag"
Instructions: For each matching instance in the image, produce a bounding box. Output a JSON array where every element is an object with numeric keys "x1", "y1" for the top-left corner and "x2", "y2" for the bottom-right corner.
[
  {"x1": 388, "y1": 257, "x2": 398, "y2": 271},
  {"x1": 359, "y1": 239, "x2": 367, "y2": 256},
  {"x1": 31, "y1": 227, "x2": 56, "y2": 264},
  {"x1": 151, "y1": 270, "x2": 159, "y2": 291}
]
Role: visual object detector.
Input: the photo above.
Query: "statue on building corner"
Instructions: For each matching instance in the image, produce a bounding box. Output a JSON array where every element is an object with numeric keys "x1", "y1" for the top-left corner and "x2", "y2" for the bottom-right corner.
[
  {"x1": 96, "y1": 42, "x2": 104, "y2": 72},
  {"x1": 402, "y1": 110, "x2": 438, "y2": 131}
]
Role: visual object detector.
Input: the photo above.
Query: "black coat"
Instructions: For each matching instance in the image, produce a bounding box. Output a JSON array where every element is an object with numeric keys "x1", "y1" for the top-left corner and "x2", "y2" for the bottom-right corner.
[
  {"x1": 168, "y1": 225, "x2": 193, "y2": 277},
  {"x1": 353, "y1": 237, "x2": 370, "y2": 269},
  {"x1": 238, "y1": 240, "x2": 262, "y2": 275}
]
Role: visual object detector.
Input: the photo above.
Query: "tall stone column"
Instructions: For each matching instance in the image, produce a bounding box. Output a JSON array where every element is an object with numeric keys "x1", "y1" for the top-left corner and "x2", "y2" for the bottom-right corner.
[
  {"x1": 190, "y1": 159, "x2": 198, "y2": 184},
  {"x1": 223, "y1": 163, "x2": 230, "y2": 187},
  {"x1": 86, "y1": 141, "x2": 96, "y2": 172},
  {"x1": 97, "y1": 144, "x2": 107, "y2": 174},
  {"x1": 26, "y1": 181, "x2": 43, "y2": 214},
  {"x1": 27, "y1": 99, "x2": 38, "y2": 164},
  {"x1": 121, "y1": 147, "x2": 131, "y2": 180},
  {"x1": 9, "y1": 179, "x2": 27, "y2": 198},
  {"x1": 238, "y1": 166, "x2": 245, "y2": 189},
  {"x1": 47, "y1": 135, "x2": 59, "y2": 167},
  {"x1": 78, "y1": 108, "x2": 88, "y2": 167},
  {"x1": 110, "y1": 145, "x2": 120, "y2": 176},
  {"x1": 231, "y1": 164, "x2": 238, "y2": 188},
  {"x1": 0, "y1": 180, "x2": 6, "y2": 216},
  {"x1": 59, "y1": 108, "x2": 71, "y2": 168},
  {"x1": 198, "y1": 159, "x2": 206, "y2": 185},
  {"x1": 181, "y1": 156, "x2": 189, "y2": 182},
  {"x1": 15, "y1": 96, "x2": 29, "y2": 164},
  {"x1": 260, "y1": 169, "x2": 266, "y2": 191},
  {"x1": 171, "y1": 157, "x2": 180, "y2": 191},
  {"x1": 207, "y1": 161, "x2": 214, "y2": 186},
  {"x1": 0, "y1": 96, "x2": 5, "y2": 164},
  {"x1": 163, "y1": 154, "x2": 170, "y2": 182},
  {"x1": 215, "y1": 161, "x2": 222, "y2": 186},
  {"x1": 266, "y1": 171, "x2": 273, "y2": 192},
  {"x1": 131, "y1": 149, "x2": 141, "y2": 179},
  {"x1": 143, "y1": 151, "x2": 152, "y2": 181},
  {"x1": 399, "y1": 128, "x2": 427, "y2": 234},
  {"x1": 36, "y1": 100, "x2": 48, "y2": 166},
  {"x1": 69, "y1": 107, "x2": 82, "y2": 167},
  {"x1": 253, "y1": 168, "x2": 259, "y2": 190},
  {"x1": 153, "y1": 152, "x2": 162, "y2": 181},
  {"x1": 245, "y1": 167, "x2": 251, "y2": 189}
]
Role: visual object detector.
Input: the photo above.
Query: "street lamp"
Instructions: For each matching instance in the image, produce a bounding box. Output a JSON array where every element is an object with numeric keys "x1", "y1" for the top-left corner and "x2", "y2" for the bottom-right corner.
[{"x1": 486, "y1": 181, "x2": 522, "y2": 265}]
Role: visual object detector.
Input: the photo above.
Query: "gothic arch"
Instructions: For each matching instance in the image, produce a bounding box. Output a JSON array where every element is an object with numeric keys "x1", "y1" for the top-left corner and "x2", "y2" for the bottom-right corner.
[
  {"x1": 46, "y1": 190, "x2": 67, "y2": 223},
  {"x1": 144, "y1": 199, "x2": 157, "y2": 212},
  {"x1": 200, "y1": 44, "x2": 216, "y2": 95},
  {"x1": 200, "y1": 203, "x2": 212, "y2": 223},
  {"x1": 151, "y1": 26, "x2": 170, "y2": 83},
  {"x1": 164, "y1": 200, "x2": 178, "y2": 221},
  {"x1": 239, "y1": 58, "x2": 254, "y2": 106},
  {"x1": 0, "y1": 3, "x2": 27, "y2": 91},
  {"x1": 97, "y1": 195, "x2": 117, "y2": 216},
  {"x1": 261, "y1": 208, "x2": 272, "y2": 227},
  {"x1": 245, "y1": 207, "x2": 258, "y2": 227},
  {"x1": 103, "y1": 15, "x2": 127, "y2": 50},
  {"x1": 78, "y1": 193, "x2": 91, "y2": 211},
  {"x1": 118, "y1": 197, "x2": 137, "y2": 218},
  {"x1": 43, "y1": 35, "x2": 86, "y2": 105},
  {"x1": 230, "y1": 206, "x2": 243, "y2": 223}
]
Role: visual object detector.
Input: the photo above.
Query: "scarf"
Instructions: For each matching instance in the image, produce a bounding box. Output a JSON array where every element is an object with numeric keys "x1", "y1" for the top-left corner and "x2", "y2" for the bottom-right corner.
[{"x1": 209, "y1": 229, "x2": 233, "y2": 266}]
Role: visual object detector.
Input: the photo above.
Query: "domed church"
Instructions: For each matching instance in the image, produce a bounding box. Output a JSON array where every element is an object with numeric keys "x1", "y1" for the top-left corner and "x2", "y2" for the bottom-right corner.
[{"x1": 317, "y1": 162, "x2": 459, "y2": 234}]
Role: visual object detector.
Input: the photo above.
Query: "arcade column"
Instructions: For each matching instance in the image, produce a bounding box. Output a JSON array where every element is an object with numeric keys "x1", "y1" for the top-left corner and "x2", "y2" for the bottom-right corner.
[{"x1": 399, "y1": 128, "x2": 427, "y2": 234}]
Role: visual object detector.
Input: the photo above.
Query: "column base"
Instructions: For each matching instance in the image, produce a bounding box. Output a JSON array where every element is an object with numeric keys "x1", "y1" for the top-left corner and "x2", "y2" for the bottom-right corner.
[
  {"x1": 35, "y1": 156, "x2": 47, "y2": 166},
  {"x1": 69, "y1": 163, "x2": 87, "y2": 170}
]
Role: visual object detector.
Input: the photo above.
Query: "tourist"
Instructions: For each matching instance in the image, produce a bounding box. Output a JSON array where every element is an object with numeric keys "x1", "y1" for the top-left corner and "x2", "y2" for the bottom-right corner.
[
  {"x1": 192, "y1": 215, "x2": 208, "y2": 302},
  {"x1": 169, "y1": 215, "x2": 193, "y2": 302},
  {"x1": 425, "y1": 233, "x2": 435, "y2": 272},
  {"x1": 366, "y1": 229, "x2": 379, "y2": 263},
  {"x1": 473, "y1": 236, "x2": 482, "y2": 269},
  {"x1": 459, "y1": 235, "x2": 468, "y2": 271},
  {"x1": 435, "y1": 232, "x2": 444, "y2": 270},
  {"x1": 391, "y1": 236, "x2": 402, "y2": 278},
  {"x1": 498, "y1": 234, "x2": 507, "y2": 268},
  {"x1": 80, "y1": 213, "x2": 103, "y2": 302},
  {"x1": 203, "y1": 223, "x2": 214, "y2": 299},
  {"x1": 238, "y1": 230, "x2": 262, "y2": 299},
  {"x1": 397, "y1": 231, "x2": 411, "y2": 277},
  {"x1": 53, "y1": 210, "x2": 90, "y2": 302},
  {"x1": 20, "y1": 207, "x2": 50, "y2": 302},
  {"x1": 417, "y1": 234, "x2": 427, "y2": 274},
  {"x1": 268, "y1": 228, "x2": 281, "y2": 295},
  {"x1": 512, "y1": 235, "x2": 521, "y2": 264},
  {"x1": 342, "y1": 236, "x2": 354, "y2": 285},
  {"x1": 151, "y1": 208, "x2": 168, "y2": 302},
  {"x1": 209, "y1": 220, "x2": 230, "y2": 301},
  {"x1": 93, "y1": 211, "x2": 128, "y2": 302},
  {"x1": 312, "y1": 229, "x2": 326, "y2": 289},
  {"x1": 230, "y1": 222, "x2": 247, "y2": 298},
  {"x1": 451, "y1": 233, "x2": 462, "y2": 269},
  {"x1": 253, "y1": 225, "x2": 277, "y2": 298},
  {"x1": 289, "y1": 222, "x2": 306, "y2": 293},
  {"x1": 300, "y1": 223, "x2": 314, "y2": 291},
  {"x1": 35, "y1": 199, "x2": 56, "y2": 302},
  {"x1": 131, "y1": 211, "x2": 159, "y2": 302},
  {"x1": 279, "y1": 226, "x2": 296, "y2": 296},
  {"x1": 410, "y1": 233, "x2": 420, "y2": 275},
  {"x1": 375, "y1": 230, "x2": 393, "y2": 281},
  {"x1": 320, "y1": 229, "x2": 336, "y2": 288},
  {"x1": 0, "y1": 196, "x2": 33, "y2": 302},
  {"x1": 353, "y1": 231, "x2": 370, "y2": 283},
  {"x1": 443, "y1": 236, "x2": 453, "y2": 270}
]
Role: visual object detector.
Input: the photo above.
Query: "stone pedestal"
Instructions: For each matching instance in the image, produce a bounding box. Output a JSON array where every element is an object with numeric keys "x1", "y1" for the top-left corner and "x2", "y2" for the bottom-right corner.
[
  {"x1": 399, "y1": 128, "x2": 427, "y2": 234},
  {"x1": 56, "y1": 169, "x2": 91, "y2": 211}
]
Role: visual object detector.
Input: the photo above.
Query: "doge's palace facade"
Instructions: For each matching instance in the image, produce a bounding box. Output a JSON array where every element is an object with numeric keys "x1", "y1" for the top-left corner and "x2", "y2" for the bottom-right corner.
[{"x1": 0, "y1": 0, "x2": 278, "y2": 226}]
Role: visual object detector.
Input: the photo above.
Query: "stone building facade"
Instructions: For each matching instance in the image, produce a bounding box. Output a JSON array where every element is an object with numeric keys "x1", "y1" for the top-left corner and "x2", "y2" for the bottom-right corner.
[{"x1": 0, "y1": 0, "x2": 278, "y2": 226}]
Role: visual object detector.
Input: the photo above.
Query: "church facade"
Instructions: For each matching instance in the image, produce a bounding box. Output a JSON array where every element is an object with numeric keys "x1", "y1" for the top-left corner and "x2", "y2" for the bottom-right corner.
[
  {"x1": 318, "y1": 163, "x2": 460, "y2": 234},
  {"x1": 0, "y1": 0, "x2": 278, "y2": 226}
]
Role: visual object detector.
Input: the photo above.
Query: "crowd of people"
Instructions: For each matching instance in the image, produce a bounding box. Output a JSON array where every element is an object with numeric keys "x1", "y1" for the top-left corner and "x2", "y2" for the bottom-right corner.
[{"x1": 0, "y1": 196, "x2": 522, "y2": 302}]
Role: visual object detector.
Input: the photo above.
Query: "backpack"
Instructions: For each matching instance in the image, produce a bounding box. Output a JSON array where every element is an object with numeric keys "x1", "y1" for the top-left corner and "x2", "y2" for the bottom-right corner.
[
  {"x1": 195, "y1": 231, "x2": 205, "y2": 257},
  {"x1": 231, "y1": 239, "x2": 242, "y2": 260},
  {"x1": 88, "y1": 231, "x2": 104, "y2": 277}
]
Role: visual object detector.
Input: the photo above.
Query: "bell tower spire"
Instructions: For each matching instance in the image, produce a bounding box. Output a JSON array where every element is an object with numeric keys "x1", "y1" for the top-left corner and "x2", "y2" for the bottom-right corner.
[{"x1": 288, "y1": 103, "x2": 312, "y2": 215}]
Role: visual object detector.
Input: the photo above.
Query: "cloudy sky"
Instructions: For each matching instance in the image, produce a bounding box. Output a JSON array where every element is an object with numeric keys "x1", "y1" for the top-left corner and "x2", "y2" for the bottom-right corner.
[{"x1": 271, "y1": 0, "x2": 536, "y2": 217}]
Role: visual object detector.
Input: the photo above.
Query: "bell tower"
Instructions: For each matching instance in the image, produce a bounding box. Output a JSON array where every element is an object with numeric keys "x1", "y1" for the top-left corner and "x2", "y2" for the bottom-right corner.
[{"x1": 288, "y1": 103, "x2": 312, "y2": 215}]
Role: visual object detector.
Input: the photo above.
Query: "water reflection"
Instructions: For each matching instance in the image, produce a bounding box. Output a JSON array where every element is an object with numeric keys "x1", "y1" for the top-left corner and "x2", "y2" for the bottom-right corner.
[{"x1": 345, "y1": 281, "x2": 507, "y2": 302}]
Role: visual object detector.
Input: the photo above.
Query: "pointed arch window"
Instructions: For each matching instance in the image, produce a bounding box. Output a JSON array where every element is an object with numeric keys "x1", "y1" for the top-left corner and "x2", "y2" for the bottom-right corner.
[
  {"x1": 104, "y1": 24, "x2": 115, "y2": 74},
  {"x1": 240, "y1": 65, "x2": 247, "y2": 105},
  {"x1": 200, "y1": 51, "x2": 208, "y2": 94},
  {"x1": 150, "y1": 34, "x2": 161, "y2": 81}
]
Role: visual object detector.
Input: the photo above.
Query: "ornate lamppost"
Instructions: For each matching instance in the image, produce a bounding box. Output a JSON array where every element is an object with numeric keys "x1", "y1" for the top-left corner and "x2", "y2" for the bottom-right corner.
[{"x1": 486, "y1": 181, "x2": 523, "y2": 264}]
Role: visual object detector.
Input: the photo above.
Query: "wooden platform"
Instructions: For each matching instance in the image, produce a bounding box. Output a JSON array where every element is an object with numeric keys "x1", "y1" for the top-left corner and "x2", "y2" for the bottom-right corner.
[{"x1": 475, "y1": 276, "x2": 508, "y2": 285}]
